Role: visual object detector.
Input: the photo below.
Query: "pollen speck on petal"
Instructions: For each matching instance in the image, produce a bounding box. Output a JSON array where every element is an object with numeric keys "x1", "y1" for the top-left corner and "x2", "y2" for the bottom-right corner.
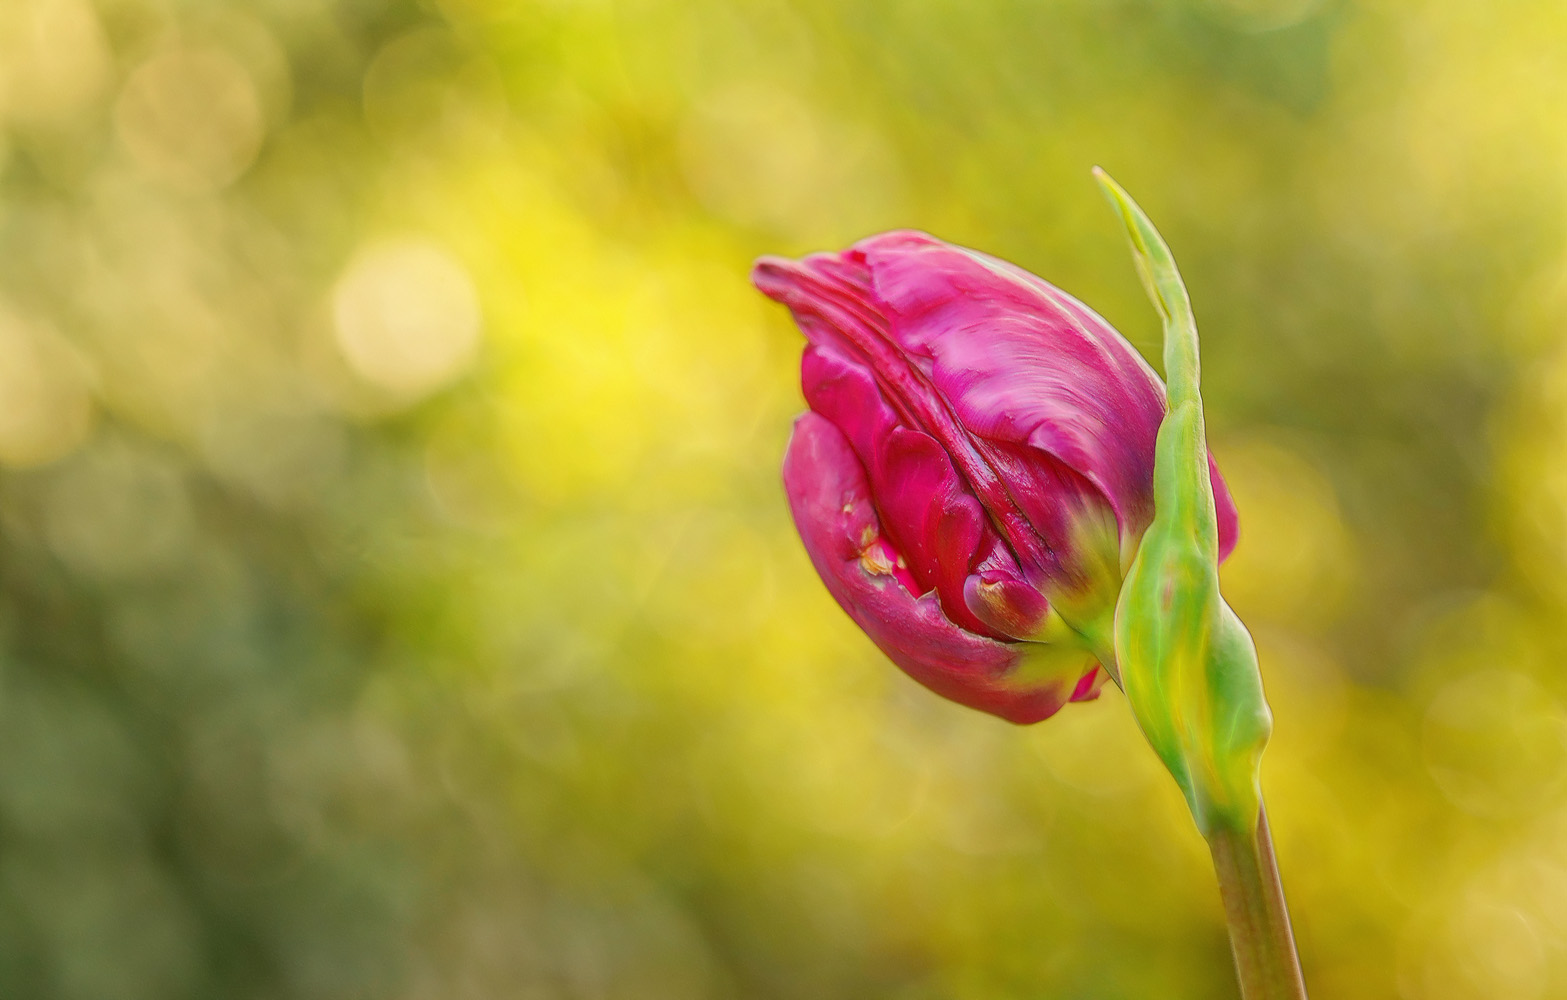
[{"x1": 859, "y1": 538, "x2": 899, "y2": 577}]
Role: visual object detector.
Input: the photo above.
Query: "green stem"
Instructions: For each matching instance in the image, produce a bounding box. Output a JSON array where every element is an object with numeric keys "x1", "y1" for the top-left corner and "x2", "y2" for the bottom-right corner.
[{"x1": 1206, "y1": 805, "x2": 1308, "y2": 1000}]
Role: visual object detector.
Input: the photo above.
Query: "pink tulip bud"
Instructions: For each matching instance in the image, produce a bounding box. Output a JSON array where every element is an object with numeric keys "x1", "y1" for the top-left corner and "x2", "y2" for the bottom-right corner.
[{"x1": 755, "y1": 231, "x2": 1238, "y2": 724}]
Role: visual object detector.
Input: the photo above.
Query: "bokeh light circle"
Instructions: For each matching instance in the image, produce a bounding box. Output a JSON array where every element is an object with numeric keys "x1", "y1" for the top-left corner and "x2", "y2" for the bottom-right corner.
[
  {"x1": 331, "y1": 238, "x2": 482, "y2": 402},
  {"x1": 115, "y1": 44, "x2": 265, "y2": 192}
]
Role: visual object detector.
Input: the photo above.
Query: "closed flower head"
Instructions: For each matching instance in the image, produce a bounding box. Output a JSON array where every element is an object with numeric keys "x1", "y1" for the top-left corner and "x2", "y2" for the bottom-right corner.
[{"x1": 755, "y1": 231, "x2": 1237, "y2": 724}]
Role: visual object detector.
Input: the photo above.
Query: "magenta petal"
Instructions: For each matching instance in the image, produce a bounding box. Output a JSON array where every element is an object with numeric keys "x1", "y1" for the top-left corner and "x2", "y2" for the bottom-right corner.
[
  {"x1": 1069, "y1": 667, "x2": 1108, "y2": 703},
  {"x1": 1211, "y1": 452, "x2": 1239, "y2": 562},
  {"x1": 783, "y1": 412, "x2": 1073, "y2": 724},
  {"x1": 861, "y1": 232, "x2": 1162, "y2": 522},
  {"x1": 963, "y1": 570, "x2": 1050, "y2": 640},
  {"x1": 876, "y1": 428, "x2": 991, "y2": 632},
  {"x1": 852, "y1": 231, "x2": 1238, "y2": 557},
  {"x1": 801, "y1": 346, "x2": 1002, "y2": 637}
]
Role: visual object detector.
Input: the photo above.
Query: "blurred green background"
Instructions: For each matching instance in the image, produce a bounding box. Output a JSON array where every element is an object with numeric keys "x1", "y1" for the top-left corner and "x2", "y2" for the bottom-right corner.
[{"x1": 0, "y1": 0, "x2": 1562, "y2": 997}]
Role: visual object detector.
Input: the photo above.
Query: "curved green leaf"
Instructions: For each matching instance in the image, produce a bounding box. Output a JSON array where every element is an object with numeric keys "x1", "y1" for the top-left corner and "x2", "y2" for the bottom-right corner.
[{"x1": 1095, "y1": 168, "x2": 1272, "y2": 836}]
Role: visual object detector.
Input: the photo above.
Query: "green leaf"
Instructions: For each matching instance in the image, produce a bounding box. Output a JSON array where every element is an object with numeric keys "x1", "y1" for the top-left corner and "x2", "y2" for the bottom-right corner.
[{"x1": 1095, "y1": 168, "x2": 1272, "y2": 837}]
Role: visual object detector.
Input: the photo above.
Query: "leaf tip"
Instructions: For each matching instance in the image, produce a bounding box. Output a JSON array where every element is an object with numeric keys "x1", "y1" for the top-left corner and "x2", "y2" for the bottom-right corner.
[{"x1": 1091, "y1": 166, "x2": 1127, "y2": 212}]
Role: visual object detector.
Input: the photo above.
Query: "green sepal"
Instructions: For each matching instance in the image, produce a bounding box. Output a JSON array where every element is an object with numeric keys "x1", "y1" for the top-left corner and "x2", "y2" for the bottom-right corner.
[{"x1": 1094, "y1": 168, "x2": 1272, "y2": 837}]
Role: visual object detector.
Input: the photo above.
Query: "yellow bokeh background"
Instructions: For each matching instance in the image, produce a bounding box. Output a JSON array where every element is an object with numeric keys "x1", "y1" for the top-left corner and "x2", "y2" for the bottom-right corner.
[{"x1": 0, "y1": 0, "x2": 1563, "y2": 997}]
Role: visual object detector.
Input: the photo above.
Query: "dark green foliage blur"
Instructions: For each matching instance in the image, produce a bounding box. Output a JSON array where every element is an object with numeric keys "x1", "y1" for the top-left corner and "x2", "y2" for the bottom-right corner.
[{"x1": 0, "y1": 1, "x2": 1563, "y2": 998}]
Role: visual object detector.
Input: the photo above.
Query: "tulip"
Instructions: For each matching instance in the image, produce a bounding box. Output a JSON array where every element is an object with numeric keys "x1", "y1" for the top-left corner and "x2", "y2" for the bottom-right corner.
[{"x1": 754, "y1": 230, "x2": 1239, "y2": 724}]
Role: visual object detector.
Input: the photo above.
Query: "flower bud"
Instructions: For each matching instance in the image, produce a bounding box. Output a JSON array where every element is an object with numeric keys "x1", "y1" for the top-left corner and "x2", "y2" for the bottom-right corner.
[{"x1": 756, "y1": 230, "x2": 1238, "y2": 723}]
